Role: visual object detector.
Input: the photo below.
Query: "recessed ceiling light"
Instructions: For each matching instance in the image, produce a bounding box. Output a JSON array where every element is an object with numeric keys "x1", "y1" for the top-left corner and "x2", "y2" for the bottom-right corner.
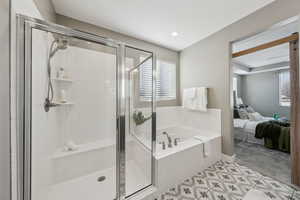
[{"x1": 171, "y1": 32, "x2": 178, "y2": 37}]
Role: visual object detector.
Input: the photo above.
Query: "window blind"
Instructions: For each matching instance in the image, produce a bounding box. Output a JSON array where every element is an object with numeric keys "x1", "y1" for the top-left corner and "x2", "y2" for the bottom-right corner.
[
  {"x1": 139, "y1": 58, "x2": 176, "y2": 101},
  {"x1": 279, "y1": 70, "x2": 291, "y2": 106}
]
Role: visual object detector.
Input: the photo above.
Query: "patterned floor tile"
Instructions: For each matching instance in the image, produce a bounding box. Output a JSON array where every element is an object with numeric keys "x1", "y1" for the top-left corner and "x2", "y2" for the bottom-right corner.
[
  {"x1": 231, "y1": 174, "x2": 253, "y2": 186},
  {"x1": 209, "y1": 190, "x2": 231, "y2": 200},
  {"x1": 214, "y1": 165, "x2": 228, "y2": 173},
  {"x1": 192, "y1": 176, "x2": 210, "y2": 189},
  {"x1": 237, "y1": 184, "x2": 252, "y2": 194},
  {"x1": 197, "y1": 171, "x2": 208, "y2": 177},
  {"x1": 260, "y1": 176, "x2": 294, "y2": 193},
  {"x1": 165, "y1": 186, "x2": 180, "y2": 196},
  {"x1": 216, "y1": 172, "x2": 236, "y2": 183},
  {"x1": 157, "y1": 160, "x2": 297, "y2": 200},
  {"x1": 228, "y1": 193, "x2": 244, "y2": 200},
  {"x1": 214, "y1": 160, "x2": 227, "y2": 167},
  {"x1": 253, "y1": 187, "x2": 294, "y2": 200},
  {"x1": 208, "y1": 179, "x2": 227, "y2": 193},
  {"x1": 224, "y1": 165, "x2": 244, "y2": 175},
  {"x1": 238, "y1": 166, "x2": 263, "y2": 178},
  {"x1": 223, "y1": 182, "x2": 245, "y2": 196},
  {"x1": 182, "y1": 177, "x2": 196, "y2": 187},
  {"x1": 254, "y1": 176, "x2": 294, "y2": 200},
  {"x1": 178, "y1": 184, "x2": 196, "y2": 199},
  {"x1": 160, "y1": 193, "x2": 179, "y2": 200},
  {"x1": 194, "y1": 187, "x2": 213, "y2": 199},
  {"x1": 203, "y1": 169, "x2": 219, "y2": 179}
]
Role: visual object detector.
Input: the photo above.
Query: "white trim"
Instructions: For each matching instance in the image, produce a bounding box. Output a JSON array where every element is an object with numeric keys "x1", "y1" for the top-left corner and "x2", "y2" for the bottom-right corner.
[{"x1": 222, "y1": 153, "x2": 236, "y2": 163}]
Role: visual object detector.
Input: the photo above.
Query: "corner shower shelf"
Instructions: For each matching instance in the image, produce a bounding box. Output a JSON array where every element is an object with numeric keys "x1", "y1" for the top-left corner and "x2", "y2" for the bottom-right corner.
[
  {"x1": 53, "y1": 101, "x2": 75, "y2": 106},
  {"x1": 52, "y1": 78, "x2": 73, "y2": 83},
  {"x1": 51, "y1": 139, "x2": 115, "y2": 159}
]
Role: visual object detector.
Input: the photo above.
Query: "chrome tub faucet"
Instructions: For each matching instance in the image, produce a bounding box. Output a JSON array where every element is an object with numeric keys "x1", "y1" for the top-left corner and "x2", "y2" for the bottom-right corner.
[{"x1": 163, "y1": 132, "x2": 172, "y2": 148}]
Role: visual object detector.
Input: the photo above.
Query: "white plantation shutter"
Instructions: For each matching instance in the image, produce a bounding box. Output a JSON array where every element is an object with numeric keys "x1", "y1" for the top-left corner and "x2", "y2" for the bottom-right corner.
[
  {"x1": 139, "y1": 59, "x2": 153, "y2": 101},
  {"x1": 140, "y1": 58, "x2": 176, "y2": 101},
  {"x1": 279, "y1": 70, "x2": 291, "y2": 106}
]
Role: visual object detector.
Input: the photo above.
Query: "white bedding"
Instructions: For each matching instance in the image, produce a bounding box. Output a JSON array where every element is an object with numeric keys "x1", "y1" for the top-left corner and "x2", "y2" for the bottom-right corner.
[
  {"x1": 234, "y1": 119, "x2": 248, "y2": 129},
  {"x1": 234, "y1": 117, "x2": 273, "y2": 134},
  {"x1": 234, "y1": 117, "x2": 272, "y2": 145}
]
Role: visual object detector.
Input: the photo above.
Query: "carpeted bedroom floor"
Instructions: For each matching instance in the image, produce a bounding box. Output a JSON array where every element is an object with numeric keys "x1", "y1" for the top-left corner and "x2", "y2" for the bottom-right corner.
[{"x1": 234, "y1": 139, "x2": 291, "y2": 185}]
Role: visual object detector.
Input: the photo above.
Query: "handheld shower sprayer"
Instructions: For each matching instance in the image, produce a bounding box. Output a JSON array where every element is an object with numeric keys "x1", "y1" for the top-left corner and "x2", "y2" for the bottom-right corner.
[{"x1": 44, "y1": 37, "x2": 68, "y2": 112}]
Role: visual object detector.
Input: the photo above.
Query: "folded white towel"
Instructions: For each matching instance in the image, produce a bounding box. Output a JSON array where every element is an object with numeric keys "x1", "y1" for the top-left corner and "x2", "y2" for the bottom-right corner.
[
  {"x1": 243, "y1": 189, "x2": 269, "y2": 200},
  {"x1": 194, "y1": 135, "x2": 211, "y2": 157},
  {"x1": 183, "y1": 88, "x2": 196, "y2": 99},
  {"x1": 183, "y1": 87, "x2": 207, "y2": 111},
  {"x1": 194, "y1": 87, "x2": 207, "y2": 112},
  {"x1": 182, "y1": 88, "x2": 196, "y2": 109}
]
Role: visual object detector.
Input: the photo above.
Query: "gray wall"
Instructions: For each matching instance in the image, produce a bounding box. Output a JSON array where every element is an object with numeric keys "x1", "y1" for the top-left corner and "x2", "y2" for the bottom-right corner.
[
  {"x1": 180, "y1": 0, "x2": 300, "y2": 155},
  {"x1": 241, "y1": 71, "x2": 290, "y2": 119},
  {"x1": 33, "y1": 0, "x2": 56, "y2": 22},
  {"x1": 0, "y1": 0, "x2": 11, "y2": 199},
  {"x1": 56, "y1": 14, "x2": 180, "y2": 107}
]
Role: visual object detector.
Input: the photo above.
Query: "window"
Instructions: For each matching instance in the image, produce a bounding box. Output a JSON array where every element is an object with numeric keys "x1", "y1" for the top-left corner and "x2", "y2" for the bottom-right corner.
[
  {"x1": 279, "y1": 70, "x2": 291, "y2": 106},
  {"x1": 139, "y1": 58, "x2": 176, "y2": 101},
  {"x1": 233, "y1": 77, "x2": 238, "y2": 97}
]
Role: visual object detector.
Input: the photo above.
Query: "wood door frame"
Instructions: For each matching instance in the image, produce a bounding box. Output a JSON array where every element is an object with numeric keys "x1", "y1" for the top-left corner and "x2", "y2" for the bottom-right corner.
[
  {"x1": 289, "y1": 35, "x2": 300, "y2": 186},
  {"x1": 231, "y1": 33, "x2": 300, "y2": 186},
  {"x1": 232, "y1": 34, "x2": 299, "y2": 58}
]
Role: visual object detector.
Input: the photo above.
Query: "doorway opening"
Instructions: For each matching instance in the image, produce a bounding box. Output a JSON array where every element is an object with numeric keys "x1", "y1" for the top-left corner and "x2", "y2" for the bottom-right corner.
[{"x1": 230, "y1": 17, "x2": 299, "y2": 186}]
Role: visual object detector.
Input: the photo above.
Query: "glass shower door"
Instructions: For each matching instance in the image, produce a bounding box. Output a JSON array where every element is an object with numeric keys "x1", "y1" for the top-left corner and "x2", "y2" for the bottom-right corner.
[
  {"x1": 124, "y1": 46, "x2": 156, "y2": 198},
  {"x1": 18, "y1": 16, "x2": 121, "y2": 200},
  {"x1": 17, "y1": 15, "x2": 156, "y2": 200}
]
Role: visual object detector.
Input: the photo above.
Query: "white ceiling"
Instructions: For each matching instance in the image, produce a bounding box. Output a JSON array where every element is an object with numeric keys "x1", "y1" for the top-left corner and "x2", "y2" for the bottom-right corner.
[
  {"x1": 233, "y1": 18, "x2": 299, "y2": 53},
  {"x1": 52, "y1": 0, "x2": 275, "y2": 51},
  {"x1": 232, "y1": 19, "x2": 298, "y2": 75},
  {"x1": 234, "y1": 44, "x2": 290, "y2": 68}
]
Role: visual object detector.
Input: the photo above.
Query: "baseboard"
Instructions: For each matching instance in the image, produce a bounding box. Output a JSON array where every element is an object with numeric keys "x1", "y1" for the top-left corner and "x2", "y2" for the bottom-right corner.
[{"x1": 222, "y1": 153, "x2": 236, "y2": 162}]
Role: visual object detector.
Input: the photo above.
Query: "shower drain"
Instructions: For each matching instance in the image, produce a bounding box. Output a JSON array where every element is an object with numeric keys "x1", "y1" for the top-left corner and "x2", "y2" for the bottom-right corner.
[{"x1": 97, "y1": 176, "x2": 106, "y2": 182}]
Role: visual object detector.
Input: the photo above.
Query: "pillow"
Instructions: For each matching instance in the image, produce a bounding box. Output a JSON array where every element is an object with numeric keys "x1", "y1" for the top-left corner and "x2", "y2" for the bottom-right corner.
[
  {"x1": 248, "y1": 112, "x2": 264, "y2": 121},
  {"x1": 238, "y1": 104, "x2": 248, "y2": 109},
  {"x1": 238, "y1": 109, "x2": 249, "y2": 120},
  {"x1": 246, "y1": 106, "x2": 255, "y2": 113}
]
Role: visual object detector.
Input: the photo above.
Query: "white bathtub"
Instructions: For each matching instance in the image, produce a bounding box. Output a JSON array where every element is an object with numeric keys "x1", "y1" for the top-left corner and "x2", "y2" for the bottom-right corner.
[
  {"x1": 153, "y1": 126, "x2": 221, "y2": 195},
  {"x1": 155, "y1": 126, "x2": 220, "y2": 159}
]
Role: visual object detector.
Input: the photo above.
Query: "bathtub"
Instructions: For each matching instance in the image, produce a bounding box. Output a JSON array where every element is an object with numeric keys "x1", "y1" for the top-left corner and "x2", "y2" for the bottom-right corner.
[
  {"x1": 155, "y1": 126, "x2": 220, "y2": 158},
  {"x1": 153, "y1": 126, "x2": 221, "y2": 194},
  {"x1": 132, "y1": 107, "x2": 222, "y2": 197},
  {"x1": 153, "y1": 107, "x2": 222, "y2": 197}
]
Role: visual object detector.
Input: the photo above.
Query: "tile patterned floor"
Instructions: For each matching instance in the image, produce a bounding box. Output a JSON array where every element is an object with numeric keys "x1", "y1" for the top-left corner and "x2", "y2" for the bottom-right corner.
[{"x1": 155, "y1": 160, "x2": 299, "y2": 200}]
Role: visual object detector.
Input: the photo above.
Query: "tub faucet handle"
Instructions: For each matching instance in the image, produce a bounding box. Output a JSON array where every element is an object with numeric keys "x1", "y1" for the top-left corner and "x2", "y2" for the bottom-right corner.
[
  {"x1": 159, "y1": 141, "x2": 166, "y2": 150},
  {"x1": 174, "y1": 138, "x2": 180, "y2": 146},
  {"x1": 163, "y1": 132, "x2": 172, "y2": 148}
]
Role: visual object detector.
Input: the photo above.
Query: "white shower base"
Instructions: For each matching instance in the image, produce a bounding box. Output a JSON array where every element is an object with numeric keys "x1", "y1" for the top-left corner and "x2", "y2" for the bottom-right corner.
[{"x1": 49, "y1": 160, "x2": 150, "y2": 200}]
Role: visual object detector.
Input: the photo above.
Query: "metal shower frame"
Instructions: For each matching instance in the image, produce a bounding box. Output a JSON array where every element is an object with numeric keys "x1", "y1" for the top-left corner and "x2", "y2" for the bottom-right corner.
[{"x1": 16, "y1": 14, "x2": 157, "y2": 200}]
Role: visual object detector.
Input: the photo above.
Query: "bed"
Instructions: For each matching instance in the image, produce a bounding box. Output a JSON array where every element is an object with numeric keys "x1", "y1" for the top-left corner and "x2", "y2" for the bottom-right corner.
[{"x1": 234, "y1": 117, "x2": 273, "y2": 145}]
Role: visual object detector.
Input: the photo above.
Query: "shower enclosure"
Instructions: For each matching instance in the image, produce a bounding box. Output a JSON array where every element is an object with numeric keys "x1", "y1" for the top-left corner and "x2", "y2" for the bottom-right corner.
[{"x1": 16, "y1": 15, "x2": 156, "y2": 200}]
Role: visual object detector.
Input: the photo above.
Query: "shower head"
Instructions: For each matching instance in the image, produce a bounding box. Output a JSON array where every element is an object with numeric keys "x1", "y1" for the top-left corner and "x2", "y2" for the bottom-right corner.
[
  {"x1": 45, "y1": 37, "x2": 69, "y2": 112},
  {"x1": 50, "y1": 38, "x2": 68, "y2": 58}
]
